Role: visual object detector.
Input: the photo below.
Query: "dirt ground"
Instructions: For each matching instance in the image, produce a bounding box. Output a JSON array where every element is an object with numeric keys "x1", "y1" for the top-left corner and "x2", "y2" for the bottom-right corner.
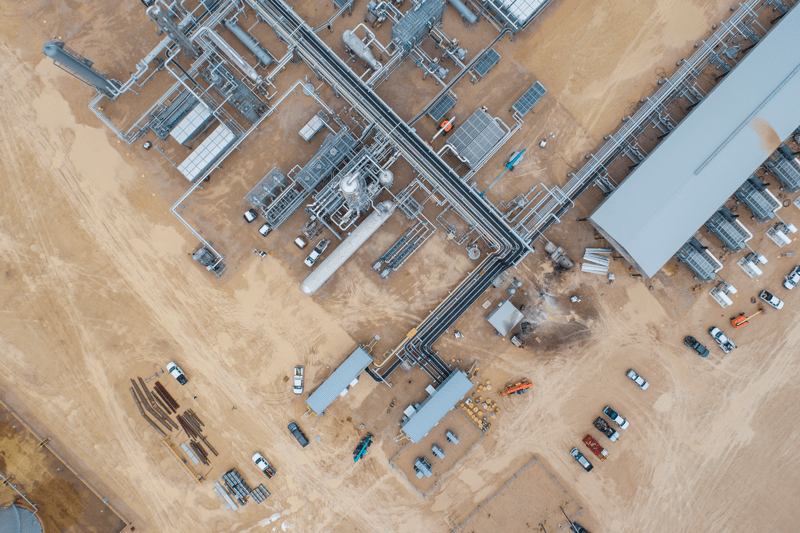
[
  {"x1": 0, "y1": 401, "x2": 126, "y2": 533},
  {"x1": 2, "y1": 1, "x2": 800, "y2": 533}
]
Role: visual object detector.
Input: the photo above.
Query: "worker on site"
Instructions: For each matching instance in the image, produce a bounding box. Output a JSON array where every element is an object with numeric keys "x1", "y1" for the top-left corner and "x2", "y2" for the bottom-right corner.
[{"x1": 440, "y1": 119, "x2": 453, "y2": 136}]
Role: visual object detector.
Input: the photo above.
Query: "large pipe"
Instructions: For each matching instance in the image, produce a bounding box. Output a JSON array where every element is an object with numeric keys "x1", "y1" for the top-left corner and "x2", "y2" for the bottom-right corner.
[
  {"x1": 223, "y1": 19, "x2": 273, "y2": 67},
  {"x1": 448, "y1": 0, "x2": 477, "y2": 24},
  {"x1": 302, "y1": 201, "x2": 395, "y2": 294},
  {"x1": 342, "y1": 30, "x2": 381, "y2": 71},
  {"x1": 43, "y1": 41, "x2": 118, "y2": 97},
  {"x1": 197, "y1": 27, "x2": 263, "y2": 84}
]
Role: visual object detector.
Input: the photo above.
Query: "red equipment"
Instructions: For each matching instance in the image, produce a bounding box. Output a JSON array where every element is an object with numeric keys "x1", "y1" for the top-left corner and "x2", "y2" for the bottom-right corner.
[{"x1": 582, "y1": 435, "x2": 608, "y2": 460}]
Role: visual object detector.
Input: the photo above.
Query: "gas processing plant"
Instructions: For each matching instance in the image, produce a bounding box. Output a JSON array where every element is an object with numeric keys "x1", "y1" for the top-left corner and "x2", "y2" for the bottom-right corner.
[{"x1": 46, "y1": 0, "x2": 800, "y2": 443}]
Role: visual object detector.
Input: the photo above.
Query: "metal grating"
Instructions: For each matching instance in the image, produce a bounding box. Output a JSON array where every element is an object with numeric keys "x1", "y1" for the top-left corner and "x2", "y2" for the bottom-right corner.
[
  {"x1": 427, "y1": 93, "x2": 456, "y2": 123},
  {"x1": 486, "y1": 0, "x2": 551, "y2": 29},
  {"x1": 245, "y1": 168, "x2": 287, "y2": 208},
  {"x1": 295, "y1": 130, "x2": 358, "y2": 191},
  {"x1": 177, "y1": 123, "x2": 236, "y2": 182},
  {"x1": 734, "y1": 177, "x2": 778, "y2": 221},
  {"x1": 770, "y1": 157, "x2": 800, "y2": 192},
  {"x1": 676, "y1": 238, "x2": 717, "y2": 281},
  {"x1": 473, "y1": 48, "x2": 501, "y2": 77},
  {"x1": 512, "y1": 81, "x2": 547, "y2": 116},
  {"x1": 391, "y1": 0, "x2": 446, "y2": 48},
  {"x1": 447, "y1": 108, "x2": 505, "y2": 168},
  {"x1": 704, "y1": 208, "x2": 748, "y2": 251}
]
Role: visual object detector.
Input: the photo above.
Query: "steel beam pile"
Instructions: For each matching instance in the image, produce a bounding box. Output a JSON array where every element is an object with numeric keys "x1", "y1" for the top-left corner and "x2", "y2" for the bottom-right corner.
[
  {"x1": 154, "y1": 381, "x2": 180, "y2": 411},
  {"x1": 221, "y1": 469, "x2": 270, "y2": 506}
]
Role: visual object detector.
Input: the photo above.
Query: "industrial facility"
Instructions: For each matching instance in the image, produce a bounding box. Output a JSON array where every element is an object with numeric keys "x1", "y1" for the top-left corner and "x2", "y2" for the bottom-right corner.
[
  {"x1": 41, "y1": 1, "x2": 800, "y2": 520},
  {"x1": 588, "y1": 4, "x2": 800, "y2": 280}
]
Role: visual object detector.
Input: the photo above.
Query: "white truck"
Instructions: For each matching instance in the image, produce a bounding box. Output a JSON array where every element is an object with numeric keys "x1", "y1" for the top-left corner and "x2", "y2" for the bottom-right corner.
[
  {"x1": 293, "y1": 366, "x2": 304, "y2": 394},
  {"x1": 709, "y1": 327, "x2": 736, "y2": 354}
]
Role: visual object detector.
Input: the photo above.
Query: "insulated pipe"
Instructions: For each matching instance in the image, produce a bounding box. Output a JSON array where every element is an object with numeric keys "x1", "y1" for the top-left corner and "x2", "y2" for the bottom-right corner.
[
  {"x1": 223, "y1": 19, "x2": 273, "y2": 67},
  {"x1": 301, "y1": 201, "x2": 395, "y2": 294},
  {"x1": 448, "y1": 0, "x2": 477, "y2": 24},
  {"x1": 196, "y1": 27, "x2": 263, "y2": 84}
]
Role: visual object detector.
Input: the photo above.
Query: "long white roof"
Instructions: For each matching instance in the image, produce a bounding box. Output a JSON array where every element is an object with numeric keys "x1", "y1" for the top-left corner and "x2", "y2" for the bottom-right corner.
[{"x1": 589, "y1": 7, "x2": 800, "y2": 277}]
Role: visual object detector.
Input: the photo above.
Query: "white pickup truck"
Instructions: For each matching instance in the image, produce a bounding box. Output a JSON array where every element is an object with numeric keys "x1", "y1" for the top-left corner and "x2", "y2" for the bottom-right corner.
[
  {"x1": 293, "y1": 366, "x2": 304, "y2": 394},
  {"x1": 709, "y1": 327, "x2": 736, "y2": 354}
]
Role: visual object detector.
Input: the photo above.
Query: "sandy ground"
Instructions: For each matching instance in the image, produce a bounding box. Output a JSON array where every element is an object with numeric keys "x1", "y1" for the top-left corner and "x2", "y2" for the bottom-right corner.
[{"x1": 2, "y1": 1, "x2": 800, "y2": 533}]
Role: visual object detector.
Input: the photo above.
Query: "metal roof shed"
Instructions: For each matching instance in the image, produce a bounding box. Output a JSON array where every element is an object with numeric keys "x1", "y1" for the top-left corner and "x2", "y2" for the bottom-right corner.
[
  {"x1": 401, "y1": 371, "x2": 473, "y2": 443},
  {"x1": 305, "y1": 347, "x2": 373, "y2": 415},
  {"x1": 485, "y1": 299, "x2": 524, "y2": 336},
  {"x1": 588, "y1": 7, "x2": 800, "y2": 277}
]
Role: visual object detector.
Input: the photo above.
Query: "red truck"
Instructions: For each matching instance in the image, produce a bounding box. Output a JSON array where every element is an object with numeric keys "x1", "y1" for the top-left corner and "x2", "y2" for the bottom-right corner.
[{"x1": 582, "y1": 435, "x2": 608, "y2": 461}]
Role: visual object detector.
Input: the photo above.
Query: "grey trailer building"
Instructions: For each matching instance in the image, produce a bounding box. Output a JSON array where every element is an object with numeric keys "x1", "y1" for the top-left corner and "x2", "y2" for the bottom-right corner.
[
  {"x1": 588, "y1": 7, "x2": 800, "y2": 278},
  {"x1": 305, "y1": 347, "x2": 373, "y2": 415},
  {"x1": 401, "y1": 371, "x2": 473, "y2": 443},
  {"x1": 485, "y1": 299, "x2": 524, "y2": 336}
]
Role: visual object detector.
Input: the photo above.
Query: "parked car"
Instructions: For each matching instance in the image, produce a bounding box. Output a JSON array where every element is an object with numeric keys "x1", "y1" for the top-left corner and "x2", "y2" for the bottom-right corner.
[
  {"x1": 304, "y1": 238, "x2": 330, "y2": 267},
  {"x1": 626, "y1": 369, "x2": 649, "y2": 390},
  {"x1": 569, "y1": 447, "x2": 593, "y2": 472},
  {"x1": 252, "y1": 452, "x2": 277, "y2": 478},
  {"x1": 288, "y1": 421, "x2": 309, "y2": 448},
  {"x1": 293, "y1": 366, "x2": 304, "y2": 394},
  {"x1": 243, "y1": 209, "x2": 258, "y2": 223},
  {"x1": 593, "y1": 417, "x2": 620, "y2": 442},
  {"x1": 684, "y1": 336, "x2": 709, "y2": 357},
  {"x1": 570, "y1": 524, "x2": 590, "y2": 533},
  {"x1": 709, "y1": 327, "x2": 737, "y2": 354},
  {"x1": 167, "y1": 361, "x2": 188, "y2": 385},
  {"x1": 258, "y1": 223, "x2": 271, "y2": 237},
  {"x1": 783, "y1": 265, "x2": 800, "y2": 290},
  {"x1": 294, "y1": 237, "x2": 307, "y2": 249},
  {"x1": 603, "y1": 406, "x2": 629, "y2": 429},
  {"x1": 760, "y1": 290, "x2": 784, "y2": 310}
]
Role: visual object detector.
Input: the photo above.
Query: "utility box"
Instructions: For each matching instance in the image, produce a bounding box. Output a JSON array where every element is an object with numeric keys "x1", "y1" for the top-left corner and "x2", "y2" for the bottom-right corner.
[{"x1": 299, "y1": 113, "x2": 327, "y2": 142}]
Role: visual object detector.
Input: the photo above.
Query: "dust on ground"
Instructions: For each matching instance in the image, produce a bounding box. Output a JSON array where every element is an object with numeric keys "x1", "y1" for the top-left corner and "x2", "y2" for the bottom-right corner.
[{"x1": 2, "y1": 1, "x2": 800, "y2": 533}]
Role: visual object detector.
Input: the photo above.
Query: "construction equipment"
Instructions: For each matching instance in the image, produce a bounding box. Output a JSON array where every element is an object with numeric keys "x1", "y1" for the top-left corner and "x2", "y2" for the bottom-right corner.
[
  {"x1": 501, "y1": 381, "x2": 532, "y2": 395},
  {"x1": 582, "y1": 434, "x2": 608, "y2": 461},
  {"x1": 353, "y1": 433, "x2": 373, "y2": 462},
  {"x1": 731, "y1": 307, "x2": 764, "y2": 328},
  {"x1": 481, "y1": 149, "x2": 526, "y2": 197},
  {"x1": 431, "y1": 116, "x2": 455, "y2": 143}
]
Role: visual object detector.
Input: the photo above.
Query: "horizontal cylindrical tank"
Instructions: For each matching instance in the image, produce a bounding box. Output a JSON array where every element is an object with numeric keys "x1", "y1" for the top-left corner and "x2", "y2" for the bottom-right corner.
[
  {"x1": 200, "y1": 27, "x2": 263, "y2": 84},
  {"x1": 302, "y1": 201, "x2": 396, "y2": 294},
  {"x1": 746, "y1": 261, "x2": 763, "y2": 276},
  {"x1": 448, "y1": 0, "x2": 477, "y2": 24},
  {"x1": 223, "y1": 19, "x2": 273, "y2": 68},
  {"x1": 43, "y1": 40, "x2": 118, "y2": 96},
  {"x1": 774, "y1": 230, "x2": 791, "y2": 246},
  {"x1": 342, "y1": 30, "x2": 381, "y2": 71},
  {"x1": 717, "y1": 292, "x2": 733, "y2": 306}
]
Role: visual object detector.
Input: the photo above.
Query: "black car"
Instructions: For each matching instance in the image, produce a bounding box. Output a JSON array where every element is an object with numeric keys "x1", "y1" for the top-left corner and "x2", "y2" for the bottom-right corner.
[
  {"x1": 684, "y1": 336, "x2": 709, "y2": 358},
  {"x1": 288, "y1": 421, "x2": 309, "y2": 448},
  {"x1": 570, "y1": 524, "x2": 590, "y2": 533}
]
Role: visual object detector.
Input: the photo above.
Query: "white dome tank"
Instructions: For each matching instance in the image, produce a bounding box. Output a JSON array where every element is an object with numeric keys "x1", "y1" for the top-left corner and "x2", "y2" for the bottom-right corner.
[
  {"x1": 340, "y1": 171, "x2": 366, "y2": 208},
  {"x1": 378, "y1": 169, "x2": 394, "y2": 188}
]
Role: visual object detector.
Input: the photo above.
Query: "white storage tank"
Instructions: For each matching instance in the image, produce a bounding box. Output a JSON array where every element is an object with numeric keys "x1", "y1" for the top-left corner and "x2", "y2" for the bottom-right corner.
[{"x1": 301, "y1": 201, "x2": 395, "y2": 294}]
